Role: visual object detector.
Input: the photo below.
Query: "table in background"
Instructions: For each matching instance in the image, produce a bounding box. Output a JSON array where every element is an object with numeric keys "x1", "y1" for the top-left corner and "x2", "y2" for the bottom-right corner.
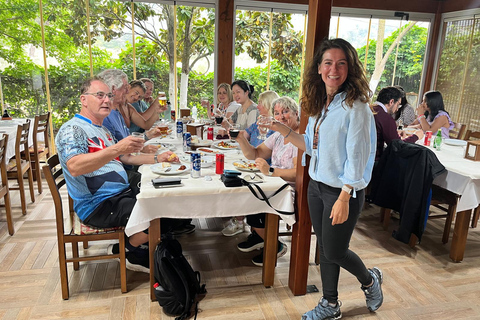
[
  {"x1": 0, "y1": 119, "x2": 36, "y2": 161},
  {"x1": 124, "y1": 137, "x2": 296, "y2": 300},
  {"x1": 429, "y1": 142, "x2": 480, "y2": 262}
]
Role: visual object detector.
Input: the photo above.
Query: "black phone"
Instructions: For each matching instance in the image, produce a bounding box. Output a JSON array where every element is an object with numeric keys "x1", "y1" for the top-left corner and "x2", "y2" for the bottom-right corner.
[
  {"x1": 152, "y1": 178, "x2": 182, "y2": 188},
  {"x1": 223, "y1": 169, "x2": 241, "y2": 177}
]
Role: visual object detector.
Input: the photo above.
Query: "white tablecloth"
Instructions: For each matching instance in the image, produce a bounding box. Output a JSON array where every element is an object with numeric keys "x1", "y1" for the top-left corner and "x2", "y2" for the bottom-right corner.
[
  {"x1": 125, "y1": 137, "x2": 296, "y2": 237},
  {"x1": 0, "y1": 119, "x2": 36, "y2": 162},
  {"x1": 429, "y1": 143, "x2": 480, "y2": 212}
]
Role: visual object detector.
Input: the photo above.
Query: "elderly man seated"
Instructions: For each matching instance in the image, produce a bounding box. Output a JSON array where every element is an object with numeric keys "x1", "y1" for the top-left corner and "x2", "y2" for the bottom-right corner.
[
  {"x1": 372, "y1": 86, "x2": 424, "y2": 161},
  {"x1": 55, "y1": 77, "x2": 178, "y2": 273}
]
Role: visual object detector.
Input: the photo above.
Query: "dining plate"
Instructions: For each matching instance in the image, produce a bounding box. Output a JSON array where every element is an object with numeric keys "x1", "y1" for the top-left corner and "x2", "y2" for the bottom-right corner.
[
  {"x1": 212, "y1": 140, "x2": 239, "y2": 150},
  {"x1": 201, "y1": 155, "x2": 215, "y2": 168},
  {"x1": 233, "y1": 160, "x2": 259, "y2": 172},
  {"x1": 444, "y1": 139, "x2": 467, "y2": 147},
  {"x1": 403, "y1": 127, "x2": 416, "y2": 135},
  {"x1": 196, "y1": 147, "x2": 221, "y2": 154},
  {"x1": 151, "y1": 162, "x2": 190, "y2": 175}
]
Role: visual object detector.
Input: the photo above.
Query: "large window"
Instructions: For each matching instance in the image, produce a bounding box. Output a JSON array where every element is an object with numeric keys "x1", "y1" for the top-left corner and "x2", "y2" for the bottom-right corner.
[
  {"x1": 330, "y1": 10, "x2": 431, "y2": 103},
  {"x1": 435, "y1": 12, "x2": 480, "y2": 131}
]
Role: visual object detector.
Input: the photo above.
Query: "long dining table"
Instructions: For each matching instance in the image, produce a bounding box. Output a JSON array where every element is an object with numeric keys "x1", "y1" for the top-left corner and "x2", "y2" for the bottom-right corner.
[
  {"x1": 0, "y1": 119, "x2": 36, "y2": 161},
  {"x1": 124, "y1": 134, "x2": 296, "y2": 301},
  {"x1": 427, "y1": 141, "x2": 480, "y2": 262}
]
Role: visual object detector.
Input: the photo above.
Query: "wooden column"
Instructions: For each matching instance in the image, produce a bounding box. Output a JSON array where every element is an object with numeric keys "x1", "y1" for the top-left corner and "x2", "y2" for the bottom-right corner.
[
  {"x1": 288, "y1": 0, "x2": 333, "y2": 296},
  {"x1": 421, "y1": 2, "x2": 443, "y2": 93},
  {"x1": 216, "y1": 0, "x2": 235, "y2": 87}
]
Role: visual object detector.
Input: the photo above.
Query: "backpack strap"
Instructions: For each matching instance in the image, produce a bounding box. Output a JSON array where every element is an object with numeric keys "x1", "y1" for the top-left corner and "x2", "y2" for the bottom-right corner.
[{"x1": 244, "y1": 180, "x2": 294, "y2": 215}]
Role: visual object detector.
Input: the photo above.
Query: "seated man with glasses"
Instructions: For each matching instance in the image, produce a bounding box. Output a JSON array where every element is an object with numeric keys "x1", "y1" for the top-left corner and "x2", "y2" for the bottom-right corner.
[
  {"x1": 372, "y1": 86, "x2": 424, "y2": 161},
  {"x1": 55, "y1": 76, "x2": 179, "y2": 273}
]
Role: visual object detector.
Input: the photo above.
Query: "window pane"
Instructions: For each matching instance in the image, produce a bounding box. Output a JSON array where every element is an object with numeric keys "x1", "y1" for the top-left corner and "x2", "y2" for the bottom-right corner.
[{"x1": 436, "y1": 18, "x2": 480, "y2": 130}]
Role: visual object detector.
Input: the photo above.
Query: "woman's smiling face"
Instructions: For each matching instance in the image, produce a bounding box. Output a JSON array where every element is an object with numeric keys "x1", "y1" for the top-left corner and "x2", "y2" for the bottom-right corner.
[
  {"x1": 232, "y1": 84, "x2": 249, "y2": 105},
  {"x1": 318, "y1": 48, "x2": 348, "y2": 95}
]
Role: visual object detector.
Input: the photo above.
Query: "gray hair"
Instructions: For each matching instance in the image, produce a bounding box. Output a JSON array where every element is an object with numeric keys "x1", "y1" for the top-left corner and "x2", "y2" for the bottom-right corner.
[
  {"x1": 97, "y1": 69, "x2": 128, "y2": 91},
  {"x1": 271, "y1": 96, "x2": 299, "y2": 114}
]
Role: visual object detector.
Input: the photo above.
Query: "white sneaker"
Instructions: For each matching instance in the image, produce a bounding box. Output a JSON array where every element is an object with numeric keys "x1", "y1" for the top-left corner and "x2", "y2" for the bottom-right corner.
[{"x1": 221, "y1": 218, "x2": 245, "y2": 237}]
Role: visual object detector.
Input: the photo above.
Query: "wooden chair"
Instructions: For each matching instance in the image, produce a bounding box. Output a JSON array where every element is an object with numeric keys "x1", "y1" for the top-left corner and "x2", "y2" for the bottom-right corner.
[
  {"x1": 0, "y1": 134, "x2": 13, "y2": 235},
  {"x1": 449, "y1": 122, "x2": 466, "y2": 140},
  {"x1": 464, "y1": 130, "x2": 480, "y2": 140},
  {"x1": 6, "y1": 121, "x2": 35, "y2": 214},
  {"x1": 429, "y1": 185, "x2": 461, "y2": 244},
  {"x1": 42, "y1": 154, "x2": 127, "y2": 300},
  {"x1": 29, "y1": 113, "x2": 50, "y2": 194}
]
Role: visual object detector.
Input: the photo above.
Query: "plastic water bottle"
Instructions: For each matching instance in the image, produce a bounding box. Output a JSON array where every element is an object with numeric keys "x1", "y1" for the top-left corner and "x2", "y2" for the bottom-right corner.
[
  {"x1": 192, "y1": 105, "x2": 198, "y2": 121},
  {"x1": 433, "y1": 129, "x2": 442, "y2": 150}
]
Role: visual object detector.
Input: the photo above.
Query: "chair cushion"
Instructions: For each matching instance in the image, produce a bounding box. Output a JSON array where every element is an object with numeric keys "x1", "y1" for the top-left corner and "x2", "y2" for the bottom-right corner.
[
  {"x1": 29, "y1": 143, "x2": 46, "y2": 154},
  {"x1": 73, "y1": 213, "x2": 123, "y2": 235}
]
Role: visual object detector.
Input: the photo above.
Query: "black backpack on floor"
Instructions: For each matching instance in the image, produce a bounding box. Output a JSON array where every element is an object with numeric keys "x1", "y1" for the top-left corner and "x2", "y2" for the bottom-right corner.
[{"x1": 153, "y1": 237, "x2": 207, "y2": 320}]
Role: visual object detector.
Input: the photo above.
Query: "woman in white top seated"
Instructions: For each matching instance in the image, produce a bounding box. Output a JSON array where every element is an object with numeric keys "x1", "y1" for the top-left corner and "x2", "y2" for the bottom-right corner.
[
  {"x1": 230, "y1": 80, "x2": 258, "y2": 130},
  {"x1": 213, "y1": 83, "x2": 241, "y2": 119}
]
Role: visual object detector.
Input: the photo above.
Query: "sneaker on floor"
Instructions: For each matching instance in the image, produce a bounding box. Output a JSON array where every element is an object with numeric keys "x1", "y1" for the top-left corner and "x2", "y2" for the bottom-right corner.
[
  {"x1": 237, "y1": 230, "x2": 264, "y2": 252},
  {"x1": 221, "y1": 218, "x2": 245, "y2": 237},
  {"x1": 107, "y1": 243, "x2": 121, "y2": 262},
  {"x1": 126, "y1": 251, "x2": 150, "y2": 273},
  {"x1": 251, "y1": 241, "x2": 287, "y2": 267},
  {"x1": 302, "y1": 297, "x2": 342, "y2": 320},
  {"x1": 171, "y1": 223, "x2": 196, "y2": 236},
  {"x1": 361, "y1": 267, "x2": 383, "y2": 312}
]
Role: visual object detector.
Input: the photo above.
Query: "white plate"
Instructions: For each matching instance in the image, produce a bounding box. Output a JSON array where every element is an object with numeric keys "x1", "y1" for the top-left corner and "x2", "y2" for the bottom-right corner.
[
  {"x1": 212, "y1": 140, "x2": 239, "y2": 150},
  {"x1": 196, "y1": 147, "x2": 222, "y2": 154},
  {"x1": 201, "y1": 155, "x2": 215, "y2": 168},
  {"x1": 444, "y1": 139, "x2": 467, "y2": 147},
  {"x1": 403, "y1": 127, "x2": 416, "y2": 135},
  {"x1": 151, "y1": 162, "x2": 190, "y2": 175},
  {"x1": 233, "y1": 160, "x2": 259, "y2": 172}
]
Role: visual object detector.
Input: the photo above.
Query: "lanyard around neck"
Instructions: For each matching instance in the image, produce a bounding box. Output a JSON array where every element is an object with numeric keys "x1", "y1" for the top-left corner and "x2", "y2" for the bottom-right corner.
[{"x1": 313, "y1": 108, "x2": 328, "y2": 150}]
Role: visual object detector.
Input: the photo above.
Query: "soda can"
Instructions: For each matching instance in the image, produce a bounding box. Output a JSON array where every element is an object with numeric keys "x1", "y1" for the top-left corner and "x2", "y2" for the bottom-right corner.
[
  {"x1": 176, "y1": 119, "x2": 183, "y2": 138},
  {"x1": 424, "y1": 131, "x2": 433, "y2": 146},
  {"x1": 171, "y1": 110, "x2": 176, "y2": 121},
  {"x1": 207, "y1": 127, "x2": 214, "y2": 140},
  {"x1": 215, "y1": 153, "x2": 225, "y2": 174},
  {"x1": 183, "y1": 132, "x2": 192, "y2": 152},
  {"x1": 190, "y1": 152, "x2": 201, "y2": 178}
]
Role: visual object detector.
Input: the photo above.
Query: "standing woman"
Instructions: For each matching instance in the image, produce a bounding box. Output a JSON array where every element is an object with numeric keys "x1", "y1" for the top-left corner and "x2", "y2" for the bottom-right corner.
[
  {"x1": 214, "y1": 83, "x2": 241, "y2": 119},
  {"x1": 410, "y1": 90, "x2": 453, "y2": 138},
  {"x1": 268, "y1": 38, "x2": 383, "y2": 319},
  {"x1": 230, "y1": 80, "x2": 258, "y2": 130}
]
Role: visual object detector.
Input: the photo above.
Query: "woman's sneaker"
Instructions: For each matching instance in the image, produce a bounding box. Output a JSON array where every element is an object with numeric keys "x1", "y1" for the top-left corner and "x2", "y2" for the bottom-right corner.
[
  {"x1": 361, "y1": 267, "x2": 383, "y2": 312},
  {"x1": 237, "y1": 230, "x2": 264, "y2": 252},
  {"x1": 107, "y1": 243, "x2": 149, "y2": 273},
  {"x1": 251, "y1": 241, "x2": 287, "y2": 266},
  {"x1": 222, "y1": 218, "x2": 245, "y2": 236},
  {"x1": 302, "y1": 298, "x2": 342, "y2": 320}
]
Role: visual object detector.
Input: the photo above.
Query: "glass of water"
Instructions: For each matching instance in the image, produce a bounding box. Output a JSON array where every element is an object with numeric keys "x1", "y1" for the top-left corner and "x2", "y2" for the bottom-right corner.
[{"x1": 130, "y1": 132, "x2": 144, "y2": 155}]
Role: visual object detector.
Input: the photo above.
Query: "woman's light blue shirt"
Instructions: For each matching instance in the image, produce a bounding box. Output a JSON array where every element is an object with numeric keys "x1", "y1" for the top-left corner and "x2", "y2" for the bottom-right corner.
[{"x1": 303, "y1": 92, "x2": 376, "y2": 194}]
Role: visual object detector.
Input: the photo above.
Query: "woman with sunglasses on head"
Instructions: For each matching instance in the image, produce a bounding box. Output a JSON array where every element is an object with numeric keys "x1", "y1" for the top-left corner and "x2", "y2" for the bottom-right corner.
[
  {"x1": 265, "y1": 38, "x2": 383, "y2": 319},
  {"x1": 229, "y1": 80, "x2": 258, "y2": 130}
]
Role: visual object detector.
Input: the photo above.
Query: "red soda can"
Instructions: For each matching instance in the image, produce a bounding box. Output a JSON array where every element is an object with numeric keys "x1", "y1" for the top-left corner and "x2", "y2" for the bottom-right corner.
[
  {"x1": 424, "y1": 131, "x2": 433, "y2": 146},
  {"x1": 171, "y1": 110, "x2": 176, "y2": 121},
  {"x1": 215, "y1": 153, "x2": 224, "y2": 174},
  {"x1": 207, "y1": 127, "x2": 214, "y2": 140}
]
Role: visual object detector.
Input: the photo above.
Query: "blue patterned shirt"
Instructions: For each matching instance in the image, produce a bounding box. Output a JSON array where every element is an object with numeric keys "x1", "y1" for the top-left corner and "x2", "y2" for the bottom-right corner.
[{"x1": 55, "y1": 114, "x2": 129, "y2": 221}]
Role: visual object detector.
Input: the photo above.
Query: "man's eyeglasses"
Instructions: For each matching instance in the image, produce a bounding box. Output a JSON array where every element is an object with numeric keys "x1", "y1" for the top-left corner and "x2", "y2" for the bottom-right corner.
[{"x1": 82, "y1": 92, "x2": 115, "y2": 100}]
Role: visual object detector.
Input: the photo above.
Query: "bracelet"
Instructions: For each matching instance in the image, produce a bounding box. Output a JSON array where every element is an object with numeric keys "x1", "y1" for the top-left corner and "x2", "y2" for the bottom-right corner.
[
  {"x1": 144, "y1": 133, "x2": 150, "y2": 141},
  {"x1": 284, "y1": 128, "x2": 293, "y2": 139},
  {"x1": 154, "y1": 154, "x2": 159, "y2": 163},
  {"x1": 337, "y1": 198, "x2": 349, "y2": 203},
  {"x1": 417, "y1": 115, "x2": 425, "y2": 121}
]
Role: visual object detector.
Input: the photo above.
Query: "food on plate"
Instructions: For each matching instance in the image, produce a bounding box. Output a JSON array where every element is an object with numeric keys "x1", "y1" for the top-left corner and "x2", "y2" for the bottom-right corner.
[
  {"x1": 191, "y1": 136, "x2": 200, "y2": 144},
  {"x1": 178, "y1": 165, "x2": 187, "y2": 171},
  {"x1": 161, "y1": 162, "x2": 172, "y2": 168},
  {"x1": 216, "y1": 141, "x2": 237, "y2": 149},
  {"x1": 168, "y1": 152, "x2": 178, "y2": 161},
  {"x1": 233, "y1": 161, "x2": 257, "y2": 170},
  {"x1": 158, "y1": 126, "x2": 169, "y2": 134},
  {"x1": 198, "y1": 148, "x2": 218, "y2": 153}
]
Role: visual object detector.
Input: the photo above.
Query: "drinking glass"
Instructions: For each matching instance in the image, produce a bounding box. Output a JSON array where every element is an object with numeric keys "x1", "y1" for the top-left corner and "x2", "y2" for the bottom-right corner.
[
  {"x1": 130, "y1": 132, "x2": 144, "y2": 155},
  {"x1": 229, "y1": 124, "x2": 240, "y2": 140},
  {"x1": 257, "y1": 115, "x2": 273, "y2": 140}
]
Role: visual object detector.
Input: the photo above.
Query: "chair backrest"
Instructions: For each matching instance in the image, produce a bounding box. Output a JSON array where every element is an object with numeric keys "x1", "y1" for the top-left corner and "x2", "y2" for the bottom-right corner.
[
  {"x1": 464, "y1": 130, "x2": 480, "y2": 140},
  {"x1": 449, "y1": 122, "x2": 466, "y2": 140},
  {"x1": 0, "y1": 134, "x2": 9, "y2": 190},
  {"x1": 14, "y1": 120, "x2": 31, "y2": 163},
  {"x1": 42, "y1": 154, "x2": 68, "y2": 235},
  {"x1": 33, "y1": 113, "x2": 50, "y2": 155}
]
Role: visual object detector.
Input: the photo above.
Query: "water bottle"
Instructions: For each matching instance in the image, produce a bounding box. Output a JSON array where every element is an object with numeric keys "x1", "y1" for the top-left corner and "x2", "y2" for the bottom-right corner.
[
  {"x1": 192, "y1": 105, "x2": 198, "y2": 121},
  {"x1": 433, "y1": 129, "x2": 442, "y2": 150}
]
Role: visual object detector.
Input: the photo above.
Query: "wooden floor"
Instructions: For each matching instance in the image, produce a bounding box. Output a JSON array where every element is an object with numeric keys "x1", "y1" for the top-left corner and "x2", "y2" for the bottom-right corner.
[{"x1": 1, "y1": 180, "x2": 480, "y2": 319}]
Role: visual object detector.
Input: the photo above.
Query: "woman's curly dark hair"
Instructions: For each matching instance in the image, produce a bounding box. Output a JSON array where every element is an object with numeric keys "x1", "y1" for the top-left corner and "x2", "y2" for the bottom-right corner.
[{"x1": 301, "y1": 38, "x2": 371, "y2": 117}]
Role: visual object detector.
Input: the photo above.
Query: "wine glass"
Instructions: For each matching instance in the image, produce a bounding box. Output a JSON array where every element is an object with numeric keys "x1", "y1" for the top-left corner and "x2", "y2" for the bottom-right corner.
[
  {"x1": 214, "y1": 109, "x2": 224, "y2": 126},
  {"x1": 130, "y1": 132, "x2": 144, "y2": 155},
  {"x1": 257, "y1": 115, "x2": 273, "y2": 140},
  {"x1": 229, "y1": 124, "x2": 240, "y2": 141}
]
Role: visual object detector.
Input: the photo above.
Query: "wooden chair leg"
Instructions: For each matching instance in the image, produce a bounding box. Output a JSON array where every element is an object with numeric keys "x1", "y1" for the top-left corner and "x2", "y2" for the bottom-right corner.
[
  {"x1": 34, "y1": 158, "x2": 42, "y2": 193},
  {"x1": 442, "y1": 203, "x2": 457, "y2": 244},
  {"x1": 409, "y1": 234, "x2": 418, "y2": 248},
  {"x1": 27, "y1": 168, "x2": 35, "y2": 203},
  {"x1": 382, "y1": 208, "x2": 391, "y2": 230},
  {"x1": 4, "y1": 192, "x2": 14, "y2": 235},
  {"x1": 72, "y1": 242, "x2": 80, "y2": 270},
  {"x1": 471, "y1": 206, "x2": 480, "y2": 228},
  {"x1": 83, "y1": 241, "x2": 88, "y2": 249},
  {"x1": 58, "y1": 243, "x2": 70, "y2": 300},
  {"x1": 17, "y1": 176, "x2": 27, "y2": 215},
  {"x1": 119, "y1": 234, "x2": 127, "y2": 293}
]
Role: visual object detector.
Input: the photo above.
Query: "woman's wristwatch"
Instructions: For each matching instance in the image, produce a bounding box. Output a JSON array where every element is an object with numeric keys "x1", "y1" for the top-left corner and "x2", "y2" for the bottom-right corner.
[
  {"x1": 268, "y1": 167, "x2": 275, "y2": 176},
  {"x1": 341, "y1": 185, "x2": 353, "y2": 195}
]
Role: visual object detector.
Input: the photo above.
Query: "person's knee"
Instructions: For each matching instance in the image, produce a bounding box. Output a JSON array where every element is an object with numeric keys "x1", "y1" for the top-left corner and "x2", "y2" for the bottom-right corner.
[{"x1": 323, "y1": 246, "x2": 348, "y2": 263}]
